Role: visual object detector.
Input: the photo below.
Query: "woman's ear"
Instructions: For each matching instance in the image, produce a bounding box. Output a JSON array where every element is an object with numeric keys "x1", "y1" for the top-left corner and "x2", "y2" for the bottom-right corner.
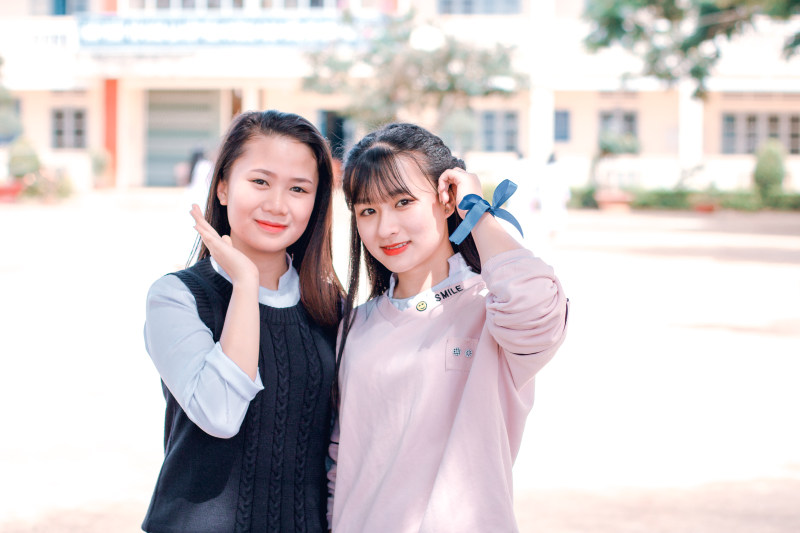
[
  {"x1": 217, "y1": 179, "x2": 228, "y2": 206},
  {"x1": 443, "y1": 184, "x2": 457, "y2": 216}
]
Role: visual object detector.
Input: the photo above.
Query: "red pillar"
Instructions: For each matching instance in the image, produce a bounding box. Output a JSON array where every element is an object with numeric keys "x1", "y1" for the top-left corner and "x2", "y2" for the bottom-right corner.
[{"x1": 104, "y1": 78, "x2": 118, "y2": 186}]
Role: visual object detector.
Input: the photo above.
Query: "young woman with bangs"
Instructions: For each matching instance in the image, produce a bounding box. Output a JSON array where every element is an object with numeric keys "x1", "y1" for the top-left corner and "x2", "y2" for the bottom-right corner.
[{"x1": 327, "y1": 123, "x2": 569, "y2": 532}]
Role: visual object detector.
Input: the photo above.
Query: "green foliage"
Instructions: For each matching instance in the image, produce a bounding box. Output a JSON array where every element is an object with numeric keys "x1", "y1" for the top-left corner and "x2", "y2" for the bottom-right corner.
[
  {"x1": 633, "y1": 188, "x2": 691, "y2": 209},
  {"x1": 770, "y1": 192, "x2": 800, "y2": 209},
  {"x1": 8, "y1": 137, "x2": 40, "y2": 178},
  {"x1": 303, "y1": 13, "x2": 528, "y2": 128},
  {"x1": 630, "y1": 188, "x2": 692, "y2": 209},
  {"x1": 568, "y1": 184, "x2": 800, "y2": 211},
  {"x1": 19, "y1": 168, "x2": 73, "y2": 200},
  {"x1": 584, "y1": 0, "x2": 800, "y2": 97},
  {"x1": 598, "y1": 131, "x2": 640, "y2": 156},
  {"x1": 91, "y1": 149, "x2": 110, "y2": 178},
  {"x1": 0, "y1": 57, "x2": 22, "y2": 142},
  {"x1": 717, "y1": 190, "x2": 763, "y2": 210},
  {"x1": 752, "y1": 139, "x2": 785, "y2": 205},
  {"x1": 569, "y1": 186, "x2": 599, "y2": 208}
]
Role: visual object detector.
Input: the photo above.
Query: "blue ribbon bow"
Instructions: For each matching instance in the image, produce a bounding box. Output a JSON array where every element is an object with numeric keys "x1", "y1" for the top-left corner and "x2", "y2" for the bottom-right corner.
[{"x1": 449, "y1": 179, "x2": 524, "y2": 245}]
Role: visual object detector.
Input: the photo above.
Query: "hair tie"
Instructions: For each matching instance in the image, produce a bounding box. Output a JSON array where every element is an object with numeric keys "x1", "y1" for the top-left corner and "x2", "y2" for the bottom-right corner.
[{"x1": 449, "y1": 179, "x2": 524, "y2": 245}]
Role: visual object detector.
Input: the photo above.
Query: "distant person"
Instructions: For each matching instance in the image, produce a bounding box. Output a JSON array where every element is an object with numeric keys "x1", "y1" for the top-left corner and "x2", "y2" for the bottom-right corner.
[
  {"x1": 185, "y1": 148, "x2": 214, "y2": 213},
  {"x1": 142, "y1": 110, "x2": 344, "y2": 533},
  {"x1": 538, "y1": 153, "x2": 571, "y2": 241},
  {"x1": 508, "y1": 152, "x2": 570, "y2": 262},
  {"x1": 327, "y1": 123, "x2": 569, "y2": 532}
]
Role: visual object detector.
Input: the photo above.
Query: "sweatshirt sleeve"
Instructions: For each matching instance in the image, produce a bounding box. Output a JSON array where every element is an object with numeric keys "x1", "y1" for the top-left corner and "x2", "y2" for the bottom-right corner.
[
  {"x1": 144, "y1": 274, "x2": 264, "y2": 438},
  {"x1": 481, "y1": 248, "x2": 568, "y2": 387}
]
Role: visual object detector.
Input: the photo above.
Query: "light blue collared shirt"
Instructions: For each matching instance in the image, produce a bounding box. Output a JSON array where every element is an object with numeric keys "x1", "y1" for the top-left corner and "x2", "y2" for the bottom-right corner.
[{"x1": 144, "y1": 254, "x2": 300, "y2": 438}]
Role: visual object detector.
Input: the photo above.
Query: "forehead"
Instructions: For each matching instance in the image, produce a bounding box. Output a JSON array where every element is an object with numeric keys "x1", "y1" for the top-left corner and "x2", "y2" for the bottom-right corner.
[
  {"x1": 235, "y1": 134, "x2": 317, "y2": 176},
  {"x1": 348, "y1": 151, "x2": 433, "y2": 205}
]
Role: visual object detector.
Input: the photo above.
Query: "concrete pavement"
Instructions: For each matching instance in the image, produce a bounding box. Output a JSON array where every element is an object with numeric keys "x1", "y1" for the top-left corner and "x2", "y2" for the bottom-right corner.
[{"x1": 1, "y1": 189, "x2": 798, "y2": 532}]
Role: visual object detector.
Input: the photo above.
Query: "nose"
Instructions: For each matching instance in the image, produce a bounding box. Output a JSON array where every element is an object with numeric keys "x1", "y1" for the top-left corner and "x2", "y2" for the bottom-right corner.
[
  {"x1": 262, "y1": 189, "x2": 288, "y2": 216},
  {"x1": 376, "y1": 210, "x2": 398, "y2": 239}
]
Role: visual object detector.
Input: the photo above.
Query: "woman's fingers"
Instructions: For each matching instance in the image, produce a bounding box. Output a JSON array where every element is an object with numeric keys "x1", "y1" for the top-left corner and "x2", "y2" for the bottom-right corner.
[
  {"x1": 191, "y1": 204, "x2": 226, "y2": 252},
  {"x1": 438, "y1": 168, "x2": 482, "y2": 207}
]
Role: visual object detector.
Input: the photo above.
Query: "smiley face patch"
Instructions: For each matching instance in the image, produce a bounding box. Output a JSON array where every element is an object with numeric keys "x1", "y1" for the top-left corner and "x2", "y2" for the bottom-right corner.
[{"x1": 415, "y1": 301, "x2": 428, "y2": 312}]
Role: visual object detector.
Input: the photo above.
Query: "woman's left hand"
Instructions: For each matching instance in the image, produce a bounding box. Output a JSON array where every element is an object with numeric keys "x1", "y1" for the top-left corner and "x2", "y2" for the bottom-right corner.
[{"x1": 437, "y1": 167, "x2": 483, "y2": 219}]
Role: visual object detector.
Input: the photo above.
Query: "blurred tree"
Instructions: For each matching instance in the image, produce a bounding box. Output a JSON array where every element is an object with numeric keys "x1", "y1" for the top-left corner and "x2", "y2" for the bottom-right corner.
[
  {"x1": 0, "y1": 57, "x2": 23, "y2": 143},
  {"x1": 753, "y1": 138, "x2": 785, "y2": 205},
  {"x1": 303, "y1": 13, "x2": 528, "y2": 133},
  {"x1": 584, "y1": 0, "x2": 800, "y2": 97}
]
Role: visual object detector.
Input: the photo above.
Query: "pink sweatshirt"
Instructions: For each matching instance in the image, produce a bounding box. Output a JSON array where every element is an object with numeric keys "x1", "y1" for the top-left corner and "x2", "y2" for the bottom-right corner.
[{"x1": 328, "y1": 248, "x2": 568, "y2": 532}]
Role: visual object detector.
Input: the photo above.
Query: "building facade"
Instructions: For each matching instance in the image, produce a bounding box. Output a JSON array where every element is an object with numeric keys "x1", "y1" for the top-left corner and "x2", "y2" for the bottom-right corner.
[{"x1": 0, "y1": 0, "x2": 798, "y2": 192}]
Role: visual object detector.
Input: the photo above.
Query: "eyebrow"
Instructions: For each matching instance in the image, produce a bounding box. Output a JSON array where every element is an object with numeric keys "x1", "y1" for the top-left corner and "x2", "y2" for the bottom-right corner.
[
  {"x1": 251, "y1": 168, "x2": 315, "y2": 185},
  {"x1": 353, "y1": 188, "x2": 417, "y2": 205}
]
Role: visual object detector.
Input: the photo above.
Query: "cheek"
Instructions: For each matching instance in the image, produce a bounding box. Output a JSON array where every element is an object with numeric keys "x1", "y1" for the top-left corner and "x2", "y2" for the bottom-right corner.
[
  {"x1": 417, "y1": 205, "x2": 449, "y2": 240},
  {"x1": 355, "y1": 218, "x2": 381, "y2": 251},
  {"x1": 296, "y1": 196, "x2": 317, "y2": 223}
]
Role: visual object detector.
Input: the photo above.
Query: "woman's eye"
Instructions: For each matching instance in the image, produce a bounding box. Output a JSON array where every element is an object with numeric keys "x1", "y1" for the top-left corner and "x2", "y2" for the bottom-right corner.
[
  {"x1": 396, "y1": 198, "x2": 412, "y2": 208},
  {"x1": 358, "y1": 207, "x2": 375, "y2": 216},
  {"x1": 290, "y1": 186, "x2": 307, "y2": 193},
  {"x1": 252, "y1": 178, "x2": 268, "y2": 186}
]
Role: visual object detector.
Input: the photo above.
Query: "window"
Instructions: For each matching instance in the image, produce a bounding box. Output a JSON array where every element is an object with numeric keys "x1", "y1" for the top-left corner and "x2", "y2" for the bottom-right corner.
[
  {"x1": 554, "y1": 110, "x2": 570, "y2": 142},
  {"x1": 438, "y1": 0, "x2": 520, "y2": 14},
  {"x1": 52, "y1": 108, "x2": 86, "y2": 149},
  {"x1": 480, "y1": 110, "x2": 518, "y2": 152},
  {"x1": 599, "y1": 110, "x2": 638, "y2": 137},
  {"x1": 719, "y1": 113, "x2": 800, "y2": 154},
  {"x1": 722, "y1": 114, "x2": 736, "y2": 154},
  {"x1": 745, "y1": 115, "x2": 758, "y2": 153},
  {"x1": 768, "y1": 115, "x2": 780, "y2": 139},
  {"x1": 53, "y1": 0, "x2": 88, "y2": 14},
  {"x1": 622, "y1": 112, "x2": 637, "y2": 136}
]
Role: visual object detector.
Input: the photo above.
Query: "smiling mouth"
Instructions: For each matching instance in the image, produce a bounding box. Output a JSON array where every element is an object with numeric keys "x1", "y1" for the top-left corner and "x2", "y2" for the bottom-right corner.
[
  {"x1": 257, "y1": 220, "x2": 288, "y2": 233},
  {"x1": 381, "y1": 241, "x2": 409, "y2": 256}
]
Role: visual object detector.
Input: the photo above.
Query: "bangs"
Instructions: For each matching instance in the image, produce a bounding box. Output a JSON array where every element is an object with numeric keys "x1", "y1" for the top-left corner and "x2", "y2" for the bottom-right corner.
[{"x1": 343, "y1": 146, "x2": 420, "y2": 207}]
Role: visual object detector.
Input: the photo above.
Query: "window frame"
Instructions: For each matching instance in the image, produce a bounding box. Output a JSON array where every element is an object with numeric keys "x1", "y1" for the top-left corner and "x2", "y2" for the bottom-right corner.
[{"x1": 51, "y1": 107, "x2": 87, "y2": 149}]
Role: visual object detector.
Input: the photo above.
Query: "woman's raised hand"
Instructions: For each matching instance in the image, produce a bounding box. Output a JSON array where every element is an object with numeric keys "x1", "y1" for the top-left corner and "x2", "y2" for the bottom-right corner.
[
  {"x1": 190, "y1": 204, "x2": 259, "y2": 285},
  {"x1": 437, "y1": 168, "x2": 483, "y2": 219}
]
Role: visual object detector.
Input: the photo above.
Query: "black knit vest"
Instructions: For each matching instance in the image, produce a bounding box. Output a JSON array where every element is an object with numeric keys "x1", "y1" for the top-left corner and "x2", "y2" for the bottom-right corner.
[{"x1": 142, "y1": 258, "x2": 335, "y2": 533}]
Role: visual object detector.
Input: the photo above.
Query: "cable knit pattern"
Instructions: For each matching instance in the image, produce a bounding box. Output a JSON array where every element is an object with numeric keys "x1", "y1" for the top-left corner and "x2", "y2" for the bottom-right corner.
[
  {"x1": 293, "y1": 321, "x2": 323, "y2": 533},
  {"x1": 143, "y1": 258, "x2": 334, "y2": 533},
  {"x1": 233, "y1": 347, "x2": 263, "y2": 533},
  {"x1": 267, "y1": 325, "x2": 291, "y2": 531}
]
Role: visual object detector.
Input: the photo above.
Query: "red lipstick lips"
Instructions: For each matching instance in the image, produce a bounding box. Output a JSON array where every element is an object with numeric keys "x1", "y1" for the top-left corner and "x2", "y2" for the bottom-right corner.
[
  {"x1": 381, "y1": 241, "x2": 409, "y2": 256},
  {"x1": 257, "y1": 220, "x2": 288, "y2": 233}
]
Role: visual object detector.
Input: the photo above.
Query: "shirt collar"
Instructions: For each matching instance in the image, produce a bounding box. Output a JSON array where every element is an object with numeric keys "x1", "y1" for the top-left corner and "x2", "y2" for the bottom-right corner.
[
  {"x1": 387, "y1": 253, "x2": 477, "y2": 311},
  {"x1": 210, "y1": 254, "x2": 301, "y2": 308}
]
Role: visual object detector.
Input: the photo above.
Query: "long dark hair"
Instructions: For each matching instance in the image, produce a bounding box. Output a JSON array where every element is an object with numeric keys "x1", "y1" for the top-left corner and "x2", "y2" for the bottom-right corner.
[
  {"x1": 333, "y1": 122, "x2": 481, "y2": 406},
  {"x1": 198, "y1": 110, "x2": 343, "y2": 330}
]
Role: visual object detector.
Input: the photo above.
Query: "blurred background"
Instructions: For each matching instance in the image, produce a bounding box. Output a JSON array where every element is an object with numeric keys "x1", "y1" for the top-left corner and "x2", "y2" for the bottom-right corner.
[{"x1": 1, "y1": 1, "x2": 799, "y2": 532}]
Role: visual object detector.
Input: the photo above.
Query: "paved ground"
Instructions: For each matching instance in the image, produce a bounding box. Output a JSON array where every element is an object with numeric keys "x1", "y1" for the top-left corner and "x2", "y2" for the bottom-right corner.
[{"x1": 1, "y1": 189, "x2": 799, "y2": 532}]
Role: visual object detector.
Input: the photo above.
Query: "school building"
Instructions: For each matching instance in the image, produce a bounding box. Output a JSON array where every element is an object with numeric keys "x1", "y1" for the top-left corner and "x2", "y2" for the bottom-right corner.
[{"x1": 0, "y1": 0, "x2": 799, "y2": 193}]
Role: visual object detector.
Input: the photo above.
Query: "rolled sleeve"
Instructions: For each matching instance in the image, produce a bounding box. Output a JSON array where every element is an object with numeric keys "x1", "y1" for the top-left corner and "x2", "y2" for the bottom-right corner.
[
  {"x1": 145, "y1": 274, "x2": 264, "y2": 438},
  {"x1": 482, "y1": 248, "x2": 569, "y2": 384}
]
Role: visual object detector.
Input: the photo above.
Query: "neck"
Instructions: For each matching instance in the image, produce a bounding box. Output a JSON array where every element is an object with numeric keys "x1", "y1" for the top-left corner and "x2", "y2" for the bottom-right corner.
[
  {"x1": 392, "y1": 249, "x2": 453, "y2": 300},
  {"x1": 254, "y1": 251, "x2": 290, "y2": 291}
]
